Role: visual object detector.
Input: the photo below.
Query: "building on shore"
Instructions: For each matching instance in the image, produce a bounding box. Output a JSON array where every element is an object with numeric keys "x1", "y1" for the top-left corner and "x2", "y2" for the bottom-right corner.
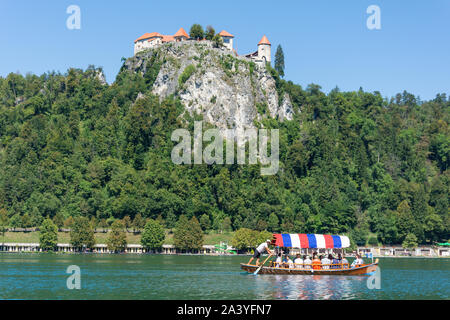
[{"x1": 0, "y1": 242, "x2": 217, "y2": 255}]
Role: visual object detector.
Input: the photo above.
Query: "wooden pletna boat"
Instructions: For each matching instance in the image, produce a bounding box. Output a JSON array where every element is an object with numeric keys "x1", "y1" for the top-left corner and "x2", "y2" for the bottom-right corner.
[{"x1": 240, "y1": 233, "x2": 378, "y2": 276}]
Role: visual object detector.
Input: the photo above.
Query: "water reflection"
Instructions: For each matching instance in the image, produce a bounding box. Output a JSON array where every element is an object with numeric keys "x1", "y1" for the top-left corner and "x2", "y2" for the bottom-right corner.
[{"x1": 254, "y1": 274, "x2": 369, "y2": 300}]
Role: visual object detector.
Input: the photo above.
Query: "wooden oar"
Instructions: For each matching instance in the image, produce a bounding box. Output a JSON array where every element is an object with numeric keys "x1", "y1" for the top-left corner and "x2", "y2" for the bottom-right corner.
[{"x1": 253, "y1": 254, "x2": 273, "y2": 275}]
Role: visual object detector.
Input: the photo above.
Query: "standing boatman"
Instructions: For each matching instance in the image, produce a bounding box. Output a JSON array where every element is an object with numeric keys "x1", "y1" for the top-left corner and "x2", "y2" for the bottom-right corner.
[{"x1": 248, "y1": 240, "x2": 273, "y2": 266}]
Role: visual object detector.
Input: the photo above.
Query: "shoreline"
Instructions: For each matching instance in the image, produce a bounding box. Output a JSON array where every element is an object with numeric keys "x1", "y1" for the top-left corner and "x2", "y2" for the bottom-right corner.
[{"x1": 0, "y1": 251, "x2": 448, "y2": 258}]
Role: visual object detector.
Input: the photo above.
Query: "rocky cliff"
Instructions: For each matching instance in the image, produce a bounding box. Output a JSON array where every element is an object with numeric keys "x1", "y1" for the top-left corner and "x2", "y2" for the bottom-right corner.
[{"x1": 124, "y1": 40, "x2": 293, "y2": 131}]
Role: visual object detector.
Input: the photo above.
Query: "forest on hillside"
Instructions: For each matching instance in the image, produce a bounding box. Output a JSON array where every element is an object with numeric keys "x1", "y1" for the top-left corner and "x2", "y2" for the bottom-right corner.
[{"x1": 0, "y1": 61, "x2": 448, "y2": 246}]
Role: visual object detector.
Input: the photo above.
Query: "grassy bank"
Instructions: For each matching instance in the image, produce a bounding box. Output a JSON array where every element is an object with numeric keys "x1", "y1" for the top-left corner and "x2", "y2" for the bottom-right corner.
[{"x1": 0, "y1": 230, "x2": 235, "y2": 245}]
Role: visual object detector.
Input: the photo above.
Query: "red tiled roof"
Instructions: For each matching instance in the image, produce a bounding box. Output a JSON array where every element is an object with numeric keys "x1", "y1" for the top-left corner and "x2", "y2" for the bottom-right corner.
[
  {"x1": 162, "y1": 35, "x2": 175, "y2": 42},
  {"x1": 218, "y1": 30, "x2": 234, "y2": 38},
  {"x1": 174, "y1": 27, "x2": 189, "y2": 38},
  {"x1": 258, "y1": 35, "x2": 271, "y2": 45},
  {"x1": 135, "y1": 32, "x2": 163, "y2": 43}
]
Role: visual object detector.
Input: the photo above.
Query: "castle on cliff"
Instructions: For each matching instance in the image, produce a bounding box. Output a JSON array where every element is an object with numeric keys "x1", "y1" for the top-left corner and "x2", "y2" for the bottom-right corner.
[{"x1": 134, "y1": 27, "x2": 271, "y2": 65}]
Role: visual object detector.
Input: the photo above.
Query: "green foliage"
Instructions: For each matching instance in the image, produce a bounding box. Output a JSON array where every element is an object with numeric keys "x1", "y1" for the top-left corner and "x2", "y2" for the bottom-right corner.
[
  {"x1": 70, "y1": 216, "x2": 95, "y2": 249},
  {"x1": 268, "y1": 213, "x2": 279, "y2": 232},
  {"x1": 173, "y1": 215, "x2": 204, "y2": 250},
  {"x1": 39, "y1": 218, "x2": 58, "y2": 251},
  {"x1": 212, "y1": 34, "x2": 223, "y2": 48},
  {"x1": 367, "y1": 236, "x2": 379, "y2": 246},
  {"x1": 199, "y1": 214, "x2": 211, "y2": 231},
  {"x1": 189, "y1": 24, "x2": 204, "y2": 40},
  {"x1": 141, "y1": 219, "x2": 165, "y2": 250},
  {"x1": 107, "y1": 220, "x2": 127, "y2": 252},
  {"x1": 274, "y1": 45, "x2": 285, "y2": 78},
  {"x1": 256, "y1": 102, "x2": 269, "y2": 115},
  {"x1": 144, "y1": 51, "x2": 163, "y2": 89},
  {"x1": 0, "y1": 208, "x2": 8, "y2": 241},
  {"x1": 205, "y1": 26, "x2": 215, "y2": 41},
  {"x1": 0, "y1": 63, "x2": 448, "y2": 247},
  {"x1": 231, "y1": 228, "x2": 272, "y2": 250},
  {"x1": 178, "y1": 65, "x2": 196, "y2": 87},
  {"x1": 402, "y1": 233, "x2": 418, "y2": 248}
]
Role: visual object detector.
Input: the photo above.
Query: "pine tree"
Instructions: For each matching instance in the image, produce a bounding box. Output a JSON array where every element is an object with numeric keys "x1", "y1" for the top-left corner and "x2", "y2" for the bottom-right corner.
[{"x1": 274, "y1": 45, "x2": 285, "y2": 78}]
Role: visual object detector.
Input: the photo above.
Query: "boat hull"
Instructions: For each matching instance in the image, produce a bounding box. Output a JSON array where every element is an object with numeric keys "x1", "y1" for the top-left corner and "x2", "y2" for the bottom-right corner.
[{"x1": 240, "y1": 262, "x2": 378, "y2": 276}]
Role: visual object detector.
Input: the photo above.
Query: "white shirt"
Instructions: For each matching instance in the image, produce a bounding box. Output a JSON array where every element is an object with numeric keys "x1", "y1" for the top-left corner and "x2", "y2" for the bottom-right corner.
[
  {"x1": 294, "y1": 258, "x2": 303, "y2": 268},
  {"x1": 256, "y1": 242, "x2": 268, "y2": 253},
  {"x1": 321, "y1": 258, "x2": 330, "y2": 270},
  {"x1": 304, "y1": 258, "x2": 312, "y2": 269},
  {"x1": 275, "y1": 256, "x2": 282, "y2": 267},
  {"x1": 287, "y1": 259, "x2": 294, "y2": 269}
]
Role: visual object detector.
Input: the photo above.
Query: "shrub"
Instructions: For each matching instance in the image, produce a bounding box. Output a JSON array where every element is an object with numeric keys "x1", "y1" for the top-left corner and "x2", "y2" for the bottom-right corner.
[{"x1": 178, "y1": 65, "x2": 196, "y2": 87}]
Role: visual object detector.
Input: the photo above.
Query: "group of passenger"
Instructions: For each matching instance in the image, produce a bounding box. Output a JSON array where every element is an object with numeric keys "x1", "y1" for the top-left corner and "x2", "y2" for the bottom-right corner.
[
  {"x1": 271, "y1": 252, "x2": 365, "y2": 270},
  {"x1": 248, "y1": 240, "x2": 365, "y2": 270}
]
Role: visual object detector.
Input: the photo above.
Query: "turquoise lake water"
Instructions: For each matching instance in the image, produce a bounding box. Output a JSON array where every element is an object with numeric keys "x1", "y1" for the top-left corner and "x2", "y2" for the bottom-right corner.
[{"x1": 0, "y1": 254, "x2": 448, "y2": 300}]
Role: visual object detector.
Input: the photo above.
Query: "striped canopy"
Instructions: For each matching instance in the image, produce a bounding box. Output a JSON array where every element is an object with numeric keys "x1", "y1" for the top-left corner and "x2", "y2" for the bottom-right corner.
[{"x1": 273, "y1": 234, "x2": 350, "y2": 249}]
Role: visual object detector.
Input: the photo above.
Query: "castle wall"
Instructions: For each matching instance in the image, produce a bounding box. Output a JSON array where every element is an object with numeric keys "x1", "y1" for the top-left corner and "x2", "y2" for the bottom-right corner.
[{"x1": 258, "y1": 44, "x2": 271, "y2": 64}]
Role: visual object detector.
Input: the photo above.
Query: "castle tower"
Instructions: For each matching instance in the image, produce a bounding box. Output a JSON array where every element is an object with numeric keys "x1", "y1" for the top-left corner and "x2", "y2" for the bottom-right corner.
[
  {"x1": 218, "y1": 30, "x2": 234, "y2": 51},
  {"x1": 257, "y1": 35, "x2": 271, "y2": 64}
]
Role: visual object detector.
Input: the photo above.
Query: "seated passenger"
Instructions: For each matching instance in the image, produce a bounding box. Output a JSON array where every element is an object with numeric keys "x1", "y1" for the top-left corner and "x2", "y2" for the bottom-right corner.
[
  {"x1": 294, "y1": 254, "x2": 303, "y2": 269},
  {"x1": 340, "y1": 254, "x2": 349, "y2": 269},
  {"x1": 321, "y1": 254, "x2": 331, "y2": 270},
  {"x1": 312, "y1": 254, "x2": 322, "y2": 270},
  {"x1": 287, "y1": 256, "x2": 294, "y2": 269},
  {"x1": 303, "y1": 255, "x2": 312, "y2": 269},
  {"x1": 331, "y1": 254, "x2": 340, "y2": 269},
  {"x1": 350, "y1": 254, "x2": 364, "y2": 268},
  {"x1": 275, "y1": 253, "x2": 282, "y2": 267}
]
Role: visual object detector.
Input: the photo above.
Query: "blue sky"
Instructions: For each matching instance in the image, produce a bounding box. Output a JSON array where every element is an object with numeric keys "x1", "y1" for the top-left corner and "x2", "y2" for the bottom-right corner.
[{"x1": 1, "y1": 0, "x2": 449, "y2": 100}]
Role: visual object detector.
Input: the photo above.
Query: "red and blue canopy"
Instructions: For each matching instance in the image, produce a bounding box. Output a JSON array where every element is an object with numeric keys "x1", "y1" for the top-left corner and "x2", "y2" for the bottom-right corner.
[{"x1": 273, "y1": 234, "x2": 350, "y2": 249}]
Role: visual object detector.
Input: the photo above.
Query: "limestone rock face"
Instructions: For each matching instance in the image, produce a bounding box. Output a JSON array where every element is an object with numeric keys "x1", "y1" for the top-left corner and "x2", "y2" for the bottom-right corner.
[{"x1": 124, "y1": 41, "x2": 294, "y2": 131}]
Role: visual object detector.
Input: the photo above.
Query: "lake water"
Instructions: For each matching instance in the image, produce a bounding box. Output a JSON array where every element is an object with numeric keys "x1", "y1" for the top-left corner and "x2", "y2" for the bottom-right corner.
[{"x1": 0, "y1": 254, "x2": 448, "y2": 300}]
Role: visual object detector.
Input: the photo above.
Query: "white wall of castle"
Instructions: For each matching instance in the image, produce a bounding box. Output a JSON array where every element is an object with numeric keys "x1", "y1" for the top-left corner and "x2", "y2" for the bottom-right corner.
[
  {"x1": 134, "y1": 38, "x2": 162, "y2": 55},
  {"x1": 222, "y1": 37, "x2": 233, "y2": 51},
  {"x1": 258, "y1": 44, "x2": 271, "y2": 64}
]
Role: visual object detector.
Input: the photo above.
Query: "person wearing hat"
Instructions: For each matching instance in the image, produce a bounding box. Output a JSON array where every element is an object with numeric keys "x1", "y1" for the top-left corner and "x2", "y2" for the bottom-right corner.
[{"x1": 248, "y1": 239, "x2": 273, "y2": 266}]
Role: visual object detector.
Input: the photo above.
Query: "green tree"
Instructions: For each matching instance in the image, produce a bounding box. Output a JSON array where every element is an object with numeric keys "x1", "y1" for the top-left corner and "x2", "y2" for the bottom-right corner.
[
  {"x1": 107, "y1": 220, "x2": 127, "y2": 253},
  {"x1": 52, "y1": 212, "x2": 64, "y2": 230},
  {"x1": 98, "y1": 219, "x2": 108, "y2": 232},
  {"x1": 274, "y1": 45, "x2": 285, "y2": 77},
  {"x1": 70, "y1": 216, "x2": 95, "y2": 250},
  {"x1": 39, "y1": 218, "x2": 58, "y2": 251},
  {"x1": 123, "y1": 215, "x2": 132, "y2": 232},
  {"x1": 9, "y1": 214, "x2": 22, "y2": 230},
  {"x1": 141, "y1": 219, "x2": 165, "y2": 251},
  {"x1": 205, "y1": 25, "x2": 215, "y2": 40},
  {"x1": 133, "y1": 213, "x2": 145, "y2": 232},
  {"x1": 222, "y1": 216, "x2": 232, "y2": 232},
  {"x1": 402, "y1": 233, "x2": 418, "y2": 249},
  {"x1": 64, "y1": 216, "x2": 74, "y2": 229},
  {"x1": 212, "y1": 34, "x2": 223, "y2": 48},
  {"x1": 174, "y1": 215, "x2": 204, "y2": 251},
  {"x1": 268, "y1": 213, "x2": 279, "y2": 232},
  {"x1": 0, "y1": 208, "x2": 9, "y2": 245},
  {"x1": 199, "y1": 214, "x2": 211, "y2": 232},
  {"x1": 189, "y1": 24, "x2": 204, "y2": 40}
]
